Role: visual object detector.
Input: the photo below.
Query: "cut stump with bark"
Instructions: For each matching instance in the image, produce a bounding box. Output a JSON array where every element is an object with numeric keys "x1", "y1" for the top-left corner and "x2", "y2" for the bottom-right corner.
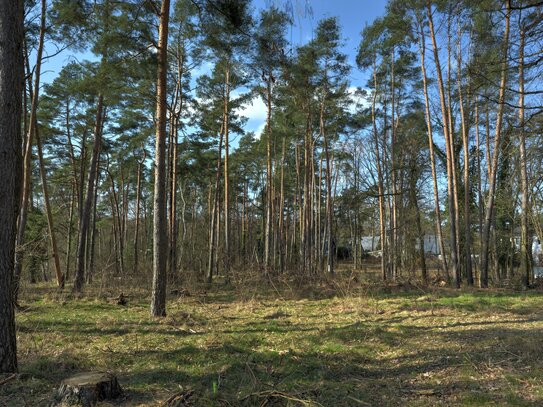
[{"x1": 51, "y1": 372, "x2": 122, "y2": 406}]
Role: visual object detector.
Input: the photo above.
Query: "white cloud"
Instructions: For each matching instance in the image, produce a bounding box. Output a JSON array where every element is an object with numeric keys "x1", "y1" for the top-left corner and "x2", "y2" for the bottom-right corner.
[{"x1": 240, "y1": 96, "x2": 267, "y2": 135}]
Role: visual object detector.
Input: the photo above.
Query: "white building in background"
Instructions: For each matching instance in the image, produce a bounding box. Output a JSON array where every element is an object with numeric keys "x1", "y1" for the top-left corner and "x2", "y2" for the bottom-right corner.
[
  {"x1": 356, "y1": 235, "x2": 441, "y2": 256},
  {"x1": 418, "y1": 235, "x2": 441, "y2": 255},
  {"x1": 360, "y1": 236, "x2": 379, "y2": 252}
]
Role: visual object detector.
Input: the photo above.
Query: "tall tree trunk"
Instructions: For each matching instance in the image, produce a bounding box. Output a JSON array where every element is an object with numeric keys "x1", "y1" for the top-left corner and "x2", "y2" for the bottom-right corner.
[
  {"x1": 321, "y1": 95, "x2": 334, "y2": 274},
  {"x1": 371, "y1": 56, "x2": 387, "y2": 281},
  {"x1": 36, "y1": 125, "x2": 64, "y2": 287},
  {"x1": 278, "y1": 138, "x2": 286, "y2": 273},
  {"x1": 207, "y1": 123, "x2": 224, "y2": 283},
  {"x1": 264, "y1": 78, "x2": 273, "y2": 272},
  {"x1": 474, "y1": 99, "x2": 482, "y2": 277},
  {"x1": 150, "y1": 0, "x2": 171, "y2": 317},
  {"x1": 66, "y1": 183, "x2": 75, "y2": 281},
  {"x1": 74, "y1": 94, "x2": 104, "y2": 292},
  {"x1": 457, "y1": 25, "x2": 473, "y2": 286},
  {"x1": 223, "y1": 66, "x2": 231, "y2": 277},
  {"x1": 14, "y1": 0, "x2": 47, "y2": 302},
  {"x1": 417, "y1": 18, "x2": 449, "y2": 281},
  {"x1": 426, "y1": 0, "x2": 460, "y2": 287},
  {"x1": 168, "y1": 115, "x2": 178, "y2": 282},
  {"x1": 87, "y1": 158, "x2": 100, "y2": 284},
  {"x1": 390, "y1": 48, "x2": 398, "y2": 280},
  {"x1": 134, "y1": 155, "x2": 144, "y2": 275},
  {"x1": 518, "y1": 21, "x2": 531, "y2": 287},
  {"x1": 480, "y1": 0, "x2": 511, "y2": 288},
  {"x1": 0, "y1": 0, "x2": 23, "y2": 373}
]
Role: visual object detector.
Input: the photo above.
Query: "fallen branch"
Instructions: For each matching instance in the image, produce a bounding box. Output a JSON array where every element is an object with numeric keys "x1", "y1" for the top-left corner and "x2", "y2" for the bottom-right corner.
[
  {"x1": 241, "y1": 390, "x2": 324, "y2": 406},
  {"x1": 0, "y1": 374, "x2": 17, "y2": 386}
]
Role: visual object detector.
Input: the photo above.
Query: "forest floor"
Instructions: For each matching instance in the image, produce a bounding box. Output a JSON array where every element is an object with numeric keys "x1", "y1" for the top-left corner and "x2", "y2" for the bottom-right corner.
[{"x1": 2, "y1": 269, "x2": 543, "y2": 406}]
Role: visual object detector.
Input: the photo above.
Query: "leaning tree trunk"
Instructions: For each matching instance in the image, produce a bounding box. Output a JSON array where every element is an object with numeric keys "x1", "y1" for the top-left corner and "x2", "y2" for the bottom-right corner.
[
  {"x1": 36, "y1": 125, "x2": 64, "y2": 288},
  {"x1": 150, "y1": 0, "x2": 171, "y2": 317},
  {"x1": 0, "y1": 0, "x2": 23, "y2": 373}
]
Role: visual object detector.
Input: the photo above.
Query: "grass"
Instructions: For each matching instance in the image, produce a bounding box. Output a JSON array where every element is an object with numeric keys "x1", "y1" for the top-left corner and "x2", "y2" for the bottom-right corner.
[{"x1": 2, "y1": 272, "x2": 543, "y2": 406}]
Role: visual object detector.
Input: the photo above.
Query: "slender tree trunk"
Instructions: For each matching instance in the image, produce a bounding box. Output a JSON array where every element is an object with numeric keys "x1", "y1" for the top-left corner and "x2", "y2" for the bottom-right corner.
[
  {"x1": 168, "y1": 115, "x2": 178, "y2": 282},
  {"x1": 207, "y1": 123, "x2": 224, "y2": 283},
  {"x1": 134, "y1": 156, "x2": 144, "y2": 275},
  {"x1": 264, "y1": 77, "x2": 273, "y2": 272},
  {"x1": 390, "y1": 48, "x2": 398, "y2": 280},
  {"x1": 35, "y1": 125, "x2": 64, "y2": 287},
  {"x1": 150, "y1": 0, "x2": 171, "y2": 317},
  {"x1": 321, "y1": 96, "x2": 334, "y2": 274},
  {"x1": 74, "y1": 94, "x2": 104, "y2": 292},
  {"x1": 457, "y1": 25, "x2": 473, "y2": 286},
  {"x1": 480, "y1": 0, "x2": 511, "y2": 288},
  {"x1": 87, "y1": 161, "x2": 100, "y2": 284},
  {"x1": 66, "y1": 183, "x2": 75, "y2": 281},
  {"x1": 13, "y1": 0, "x2": 46, "y2": 301},
  {"x1": 426, "y1": 0, "x2": 460, "y2": 287},
  {"x1": 371, "y1": 56, "x2": 387, "y2": 281},
  {"x1": 223, "y1": 67, "x2": 231, "y2": 277},
  {"x1": 278, "y1": 138, "x2": 286, "y2": 273},
  {"x1": 0, "y1": 0, "x2": 23, "y2": 373},
  {"x1": 417, "y1": 19, "x2": 449, "y2": 281},
  {"x1": 518, "y1": 22, "x2": 531, "y2": 287}
]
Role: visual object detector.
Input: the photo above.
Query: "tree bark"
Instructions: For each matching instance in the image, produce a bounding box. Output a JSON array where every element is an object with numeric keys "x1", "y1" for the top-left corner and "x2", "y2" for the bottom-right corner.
[
  {"x1": 0, "y1": 0, "x2": 23, "y2": 373},
  {"x1": 150, "y1": 0, "x2": 171, "y2": 317}
]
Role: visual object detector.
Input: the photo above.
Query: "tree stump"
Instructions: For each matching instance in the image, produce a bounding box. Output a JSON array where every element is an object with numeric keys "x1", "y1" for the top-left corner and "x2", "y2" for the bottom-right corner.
[{"x1": 51, "y1": 372, "x2": 122, "y2": 406}]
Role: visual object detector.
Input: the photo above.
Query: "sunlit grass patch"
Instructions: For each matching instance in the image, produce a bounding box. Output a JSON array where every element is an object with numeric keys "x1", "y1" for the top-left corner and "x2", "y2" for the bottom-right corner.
[{"x1": 3, "y1": 281, "x2": 543, "y2": 406}]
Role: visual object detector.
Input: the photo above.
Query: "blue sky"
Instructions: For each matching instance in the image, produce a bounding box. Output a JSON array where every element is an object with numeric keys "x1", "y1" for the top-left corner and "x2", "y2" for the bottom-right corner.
[
  {"x1": 40, "y1": 0, "x2": 388, "y2": 134},
  {"x1": 245, "y1": 0, "x2": 388, "y2": 134}
]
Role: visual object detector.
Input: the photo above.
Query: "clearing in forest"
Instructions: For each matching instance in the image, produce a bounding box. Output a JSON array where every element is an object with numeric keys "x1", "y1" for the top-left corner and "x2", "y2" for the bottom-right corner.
[{"x1": 3, "y1": 278, "x2": 543, "y2": 406}]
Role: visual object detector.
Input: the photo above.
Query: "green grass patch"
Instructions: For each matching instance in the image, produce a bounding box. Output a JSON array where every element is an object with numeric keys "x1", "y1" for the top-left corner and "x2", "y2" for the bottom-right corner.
[{"x1": 2, "y1": 281, "x2": 543, "y2": 406}]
